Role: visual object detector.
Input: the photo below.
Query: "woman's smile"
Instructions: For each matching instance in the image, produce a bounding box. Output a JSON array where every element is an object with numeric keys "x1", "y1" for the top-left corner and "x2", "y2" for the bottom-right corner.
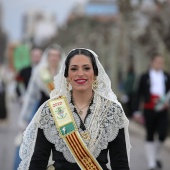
[{"x1": 75, "y1": 78, "x2": 87, "y2": 85}]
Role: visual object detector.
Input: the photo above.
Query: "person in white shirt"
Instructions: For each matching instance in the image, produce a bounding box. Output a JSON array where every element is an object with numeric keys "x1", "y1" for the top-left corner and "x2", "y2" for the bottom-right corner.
[{"x1": 133, "y1": 53, "x2": 170, "y2": 170}]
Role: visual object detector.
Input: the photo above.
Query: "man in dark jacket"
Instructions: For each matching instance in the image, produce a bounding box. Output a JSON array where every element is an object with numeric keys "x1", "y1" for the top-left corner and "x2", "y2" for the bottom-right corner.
[
  {"x1": 133, "y1": 53, "x2": 170, "y2": 170},
  {"x1": 16, "y1": 46, "x2": 42, "y2": 96}
]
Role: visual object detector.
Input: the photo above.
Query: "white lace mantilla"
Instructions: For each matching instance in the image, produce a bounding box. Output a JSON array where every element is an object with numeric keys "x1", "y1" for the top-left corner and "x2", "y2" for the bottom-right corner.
[{"x1": 19, "y1": 93, "x2": 127, "y2": 169}]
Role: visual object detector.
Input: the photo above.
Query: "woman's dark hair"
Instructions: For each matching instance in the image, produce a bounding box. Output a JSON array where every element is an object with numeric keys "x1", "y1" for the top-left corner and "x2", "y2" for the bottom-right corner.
[{"x1": 64, "y1": 49, "x2": 98, "y2": 77}]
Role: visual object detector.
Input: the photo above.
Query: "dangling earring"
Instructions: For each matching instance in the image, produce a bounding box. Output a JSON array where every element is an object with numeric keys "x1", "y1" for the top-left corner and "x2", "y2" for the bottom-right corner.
[
  {"x1": 92, "y1": 79, "x2": 98, "y2": 90},
  {"x1": 66, "y1": 80, "x2": 70, "y2": 92}
]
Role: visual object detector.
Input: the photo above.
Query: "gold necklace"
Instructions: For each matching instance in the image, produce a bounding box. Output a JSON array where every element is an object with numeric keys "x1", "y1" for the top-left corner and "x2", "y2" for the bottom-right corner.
[
  {"x1": 75, "y1": 103, "x2": 89, "y2": 115},
  {"x1": 73, "y1": 93, "x2": 93, "y2": 115}
]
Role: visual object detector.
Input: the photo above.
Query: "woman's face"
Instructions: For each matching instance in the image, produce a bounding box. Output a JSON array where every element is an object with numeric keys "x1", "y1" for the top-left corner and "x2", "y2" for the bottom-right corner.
[
  {"x1": 67, "y1": 54, "x2": 95, "y2": 92},
  {"x1": 48, "y1": 49, "x2": 60, "y2": 67}
]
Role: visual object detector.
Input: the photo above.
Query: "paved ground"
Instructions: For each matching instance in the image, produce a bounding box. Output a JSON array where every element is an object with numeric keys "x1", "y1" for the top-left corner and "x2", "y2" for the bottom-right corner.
[
  {"x1": 129, "y1": 121, "x2": 170, "y2": 170},
  {"x1": 0, "y1": 100, "x2": 170, "y2": 170},
  {"x1": 0, "y1": 101, "x2": 20, "y2": 170}
]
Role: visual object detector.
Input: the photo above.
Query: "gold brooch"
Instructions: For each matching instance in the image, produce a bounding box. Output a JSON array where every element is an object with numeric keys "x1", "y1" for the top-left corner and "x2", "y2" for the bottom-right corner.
[{"x1": 80, "y1": 131, "x2": 90, "y2": 141}]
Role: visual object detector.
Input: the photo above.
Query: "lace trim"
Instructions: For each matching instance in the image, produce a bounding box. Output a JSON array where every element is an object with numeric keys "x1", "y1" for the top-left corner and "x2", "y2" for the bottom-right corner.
[
  {"x1": 18, "y1": 122, "x2": 38, "y2": 170},
  {"x1": 19, "y1": 95, "x2": 127, "y2": 170},
  {"x1": 37, "y1": 94, "x2": 125, "y2": 163}
]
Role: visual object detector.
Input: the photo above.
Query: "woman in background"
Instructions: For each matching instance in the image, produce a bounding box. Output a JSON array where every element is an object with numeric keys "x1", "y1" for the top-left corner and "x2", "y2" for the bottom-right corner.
[
  {"x1": 13, "y1": 44, "x2": 65, "y2": 170},
  {"x1": 18, "y1": 44, "x2": 65, "y2": 129}
]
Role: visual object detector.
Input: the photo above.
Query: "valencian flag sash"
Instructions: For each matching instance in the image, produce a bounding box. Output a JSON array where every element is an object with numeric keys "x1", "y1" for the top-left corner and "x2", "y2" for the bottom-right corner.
[
  {"x1": 40, "y1": 68, "x2": 54, "y2": 91},
  {"x1": 48, "y1": 96, "x2": 103, "y2": 170}
]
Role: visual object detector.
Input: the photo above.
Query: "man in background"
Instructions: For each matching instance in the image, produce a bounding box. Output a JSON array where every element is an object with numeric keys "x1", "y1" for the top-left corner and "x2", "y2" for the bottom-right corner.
[
  {"x1": 16, "y1": 46, "x2": 42, "y2": 96},
  {"x1": 133, "y1": 53, "x2": 170, "y2": 170}
]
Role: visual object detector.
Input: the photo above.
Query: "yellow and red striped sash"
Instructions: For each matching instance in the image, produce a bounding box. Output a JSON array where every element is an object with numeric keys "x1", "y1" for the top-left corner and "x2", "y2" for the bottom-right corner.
[{"x1": 48, "y1": 96, "x2": 102, "y2": 170}]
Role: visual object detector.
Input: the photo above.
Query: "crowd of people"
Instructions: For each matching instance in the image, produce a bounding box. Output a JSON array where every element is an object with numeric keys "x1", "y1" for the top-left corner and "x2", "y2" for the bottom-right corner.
[{"x1": 0, "y1": 42, "x2": 170, "y2": 170}]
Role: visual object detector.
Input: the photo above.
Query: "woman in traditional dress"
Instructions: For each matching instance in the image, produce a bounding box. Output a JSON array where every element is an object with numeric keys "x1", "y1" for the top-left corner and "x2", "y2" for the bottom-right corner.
[
  {"x1": 14, "y1": 44, "x2": 65, "y2": 170},
  {"x1": 18, "y1": 44, "x2": 65, "y2": 130},
  {"x1": 18, "y1": 48, "x2": 131, "y2": 170}
]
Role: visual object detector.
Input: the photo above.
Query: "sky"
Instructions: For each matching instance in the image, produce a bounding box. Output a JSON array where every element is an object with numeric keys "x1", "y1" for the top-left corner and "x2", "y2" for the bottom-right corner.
[
  {"x1": 0, "y1": 0, "x2": 157, "y2": 42},
  {"x1": 0, "y1": 0, "x2": 87, "y2": 42}
]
